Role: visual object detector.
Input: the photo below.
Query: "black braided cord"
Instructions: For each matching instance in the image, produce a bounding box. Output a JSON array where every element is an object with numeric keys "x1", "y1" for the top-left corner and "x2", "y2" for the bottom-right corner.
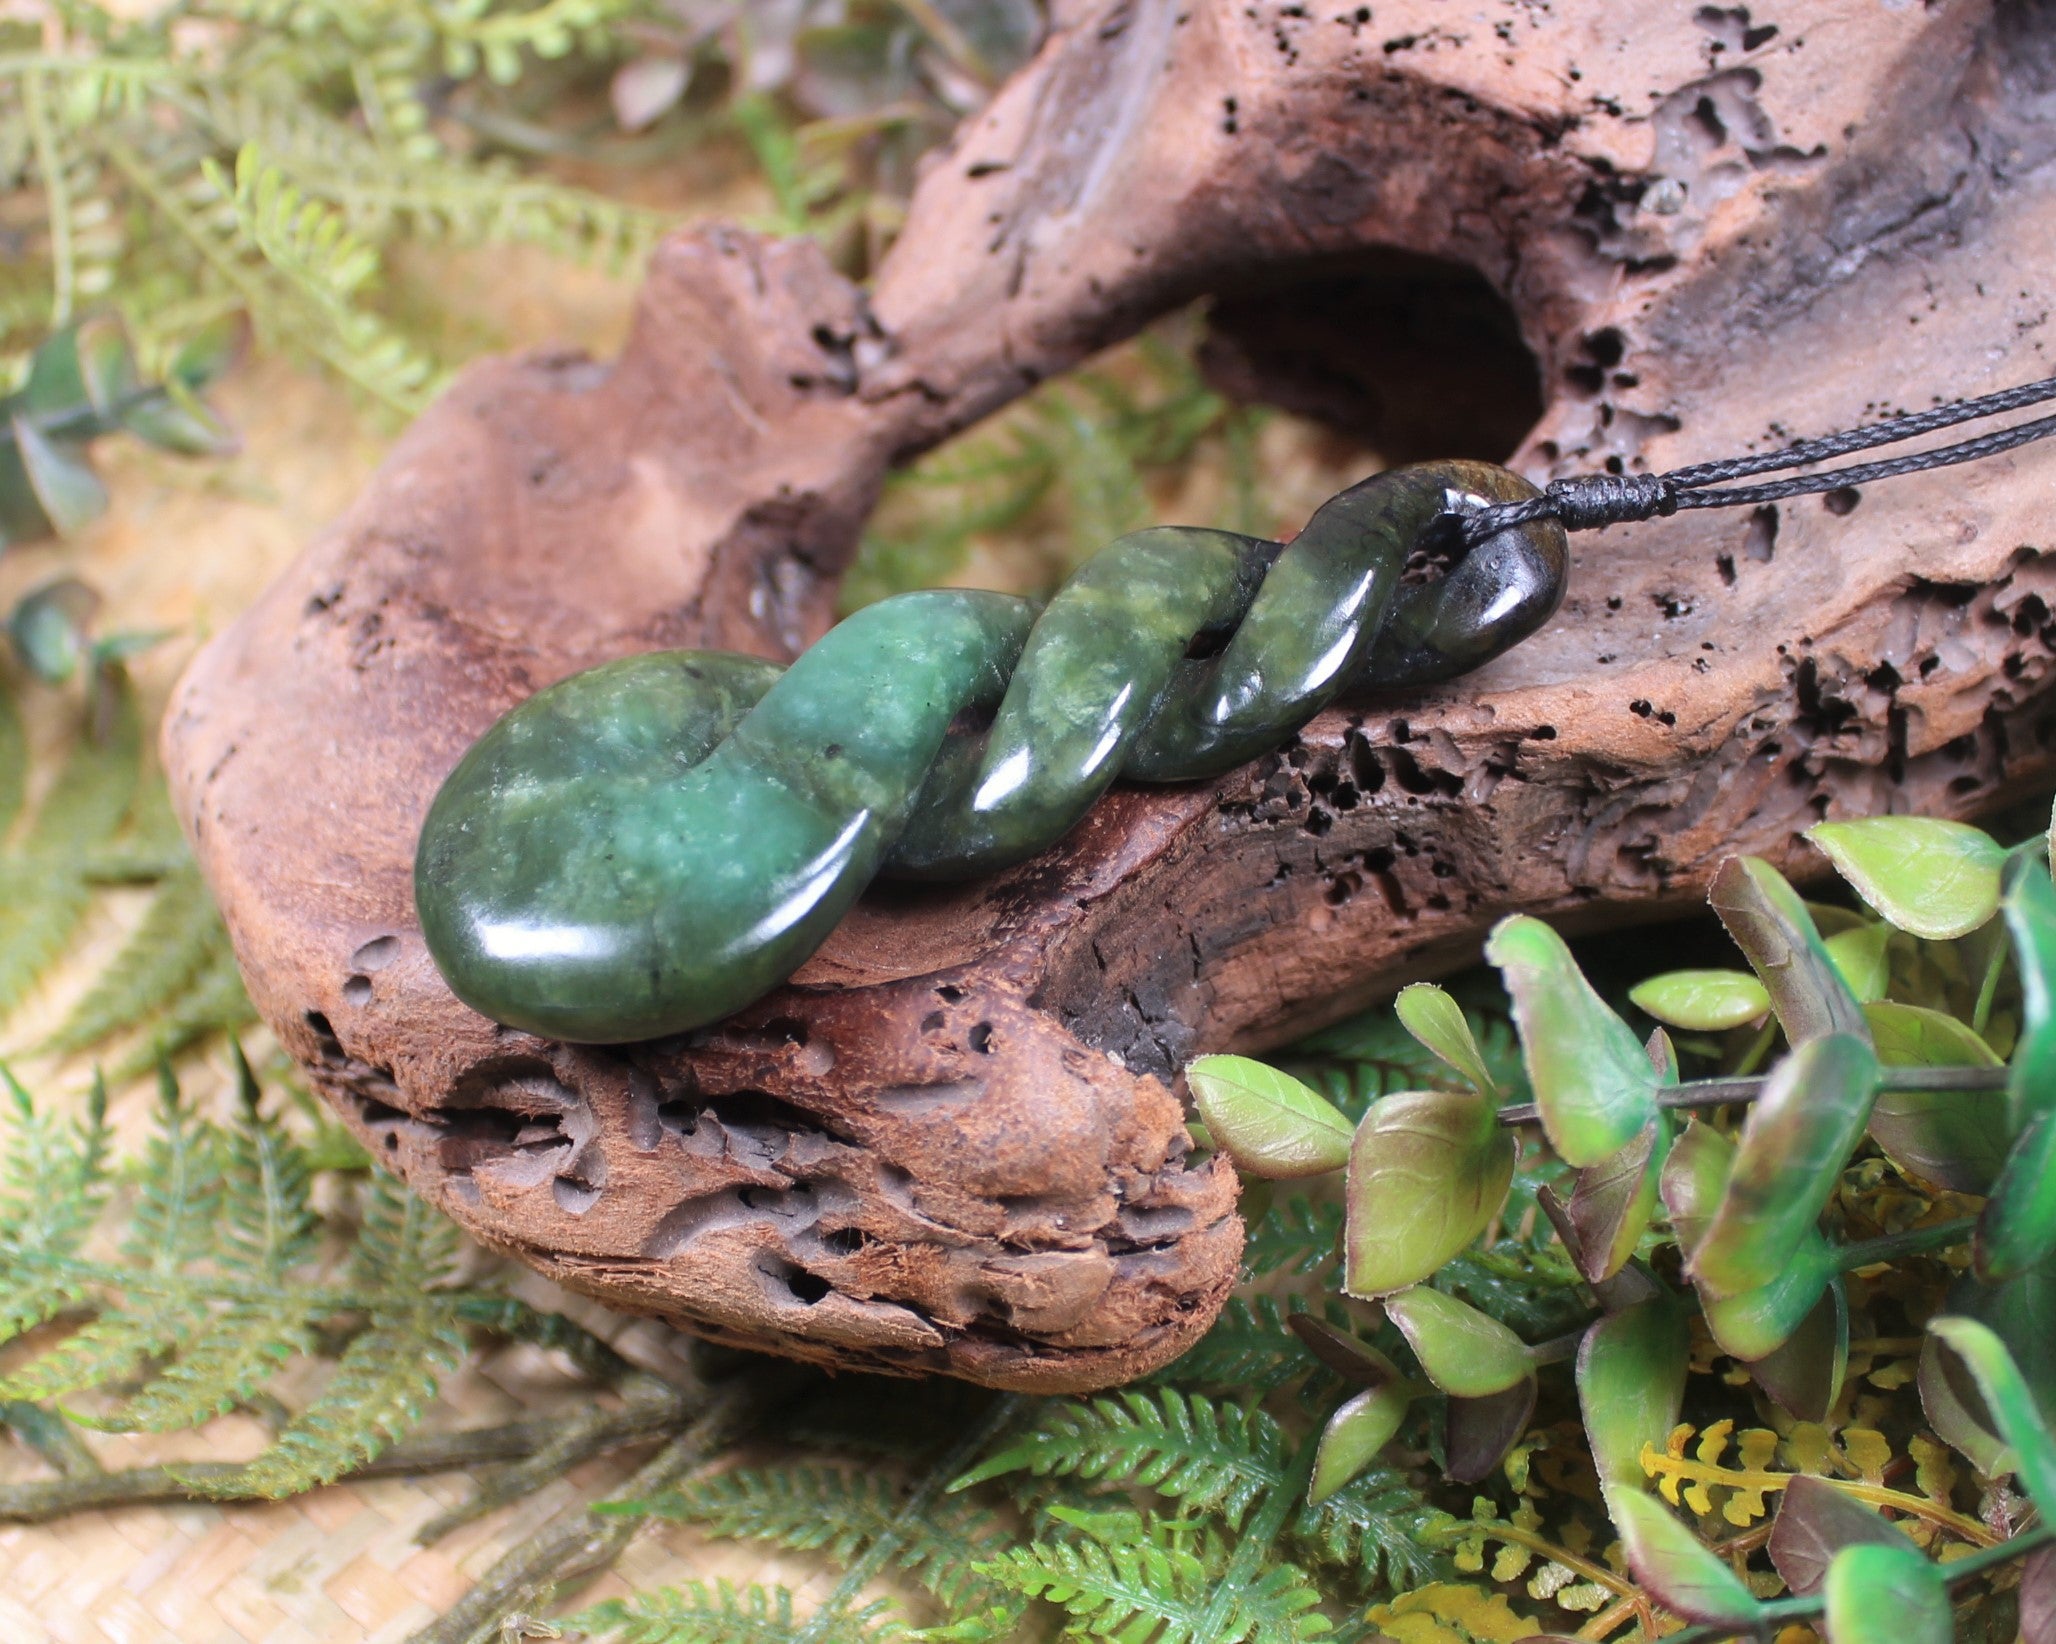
[{"x1": 1461, "y1": 373, "x2": 2056, "y2": 546}]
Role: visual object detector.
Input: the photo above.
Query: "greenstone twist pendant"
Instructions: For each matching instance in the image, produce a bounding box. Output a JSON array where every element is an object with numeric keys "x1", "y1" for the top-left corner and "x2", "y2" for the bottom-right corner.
[{"x1": 415, "y1": 459, "x2": 1567, "y2": 1043}]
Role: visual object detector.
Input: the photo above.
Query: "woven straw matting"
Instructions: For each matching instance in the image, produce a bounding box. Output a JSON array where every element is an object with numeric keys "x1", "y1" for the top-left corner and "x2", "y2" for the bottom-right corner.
[{"x1": 0, "y1": 329, "x2": 841, "y2": 1641}]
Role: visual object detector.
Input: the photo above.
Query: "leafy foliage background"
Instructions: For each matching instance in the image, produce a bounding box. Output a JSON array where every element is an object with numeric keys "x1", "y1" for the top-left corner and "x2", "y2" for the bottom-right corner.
[{"x1": 0, "y1": 6, "x2": 2050, "y2": 1644}]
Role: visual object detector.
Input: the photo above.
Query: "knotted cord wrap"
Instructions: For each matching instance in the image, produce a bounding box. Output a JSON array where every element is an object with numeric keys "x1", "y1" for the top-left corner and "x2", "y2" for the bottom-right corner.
[
  {"x1": 1460, "y1": 370, "x2": 2056, "y2": 545},
  {"x1": 416, "y1": 459, "x2": 1567, "y2": 1044}
]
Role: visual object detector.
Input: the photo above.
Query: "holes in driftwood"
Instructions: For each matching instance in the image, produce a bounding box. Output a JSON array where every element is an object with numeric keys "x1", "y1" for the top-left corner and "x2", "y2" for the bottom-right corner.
[
  {"x1": 350, "y1": 934, "x2": 401, "y2": 971},
  {"x1": 871, "y1": 1078, "x2": 986, "y2": 1115},
  {"x1": 1199, "y1": 246, "x2": 1543, "y2": 463},
  {"x1": 341, "y1": 974, "x2": 373, "y2": 1006}
]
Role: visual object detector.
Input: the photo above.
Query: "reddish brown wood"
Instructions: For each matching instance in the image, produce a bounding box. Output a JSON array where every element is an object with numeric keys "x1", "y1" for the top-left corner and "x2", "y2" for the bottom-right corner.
[{"x1": 165, "y1": 0, "x2": 2056, "y2": 1390}]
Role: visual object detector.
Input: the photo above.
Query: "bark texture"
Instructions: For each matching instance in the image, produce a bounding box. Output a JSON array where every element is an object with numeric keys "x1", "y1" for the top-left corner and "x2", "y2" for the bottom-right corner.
[{"x1": 165, "y1": 0, "x2": 2056, "y2": 1390}]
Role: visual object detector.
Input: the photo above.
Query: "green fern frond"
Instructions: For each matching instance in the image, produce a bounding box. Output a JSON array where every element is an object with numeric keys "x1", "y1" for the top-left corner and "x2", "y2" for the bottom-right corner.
[
  {"x1": 1242, "y1": 1198, "x2": 1344, "y2": 1278},
  {"x1": 108, "y1": 937, "x2": 256, "y2": 1079},
  {"x1": 44, "y1": 864, "x2": 223, "y2": 1054},
  {"x1": 958, "y1": 1388, "x2": 1288, "y2": 1530},
  {"x1": 574, "y1": 1580, "x2": 901, "y2": 1644},
  {"x1": 217, "y1": 1050, "x2": 319, "y2": 1280},
  {"x1": 1152, "y1": 1295, "x2": 1318, "y2": 1394},
  {"x1": 0, "y1": 678, "x2": 140, "y2": 1018},
  {"x1": 213, "y1": 1294, "x2": 465, "y2": 1495},
  {"x1": 639, "y1": 1465, "x2": 1017, "y2": 1621},
  {"x1": 977, "y1": 1532, "x2": 1214, "y2": 1642},
  {"x1": 0, "y1": 1070, "x2": 218, "y2": 1401},
  {"x1": 22, "y1": 672, "x2": 140, "y2": 851},
  {"x1": 1224, "y1": 1563, "x2": 1336, "y2": 1644},
  {"x1": 0, "y1": 1068, "x2": 109, "y2": 1343},
  {"x1": 1290, "y1": 1467, "x2": 1451, "y2": 1593}
]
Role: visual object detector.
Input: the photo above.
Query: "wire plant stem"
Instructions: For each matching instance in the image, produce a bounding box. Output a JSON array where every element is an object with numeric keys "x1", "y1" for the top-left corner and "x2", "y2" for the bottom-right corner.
[
  {"x1": 1495, "y1": 1063, "x2": 2009, "y2": 1127},
  {"x1": 405, "y1": 1375, "x2": 787, "y2": 1644},
  {"x1": 1656, "y1": 1522, "x2": 2054, "y2": 1644},
  {"x1": 790, "y1": 1393, "x2": 1026, "y2": 1644},
  {"x1": 0, "y1": 1402, "x2": 680, "y2": 1522}
]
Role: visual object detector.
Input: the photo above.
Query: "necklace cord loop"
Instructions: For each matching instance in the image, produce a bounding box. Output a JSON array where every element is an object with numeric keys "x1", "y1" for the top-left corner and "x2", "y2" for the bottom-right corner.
[{"x1": 1461, "y1": 371, "x2": 2056, "y2": 547}]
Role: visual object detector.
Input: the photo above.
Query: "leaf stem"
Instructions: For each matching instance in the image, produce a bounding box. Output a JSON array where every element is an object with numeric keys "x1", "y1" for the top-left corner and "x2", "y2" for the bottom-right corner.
[
  {"x1": 403, "y1": 1374, "x2": 789, "y2": 1644},
  {"x1": 1833, "y1": 1216, "x2": 1976, "y2": 1272},
  {"x1": 1496, "y1": 1063, "x2": 2008, "y2": 1126},
  {"x1": 1658, "y1": 1523, "x2": 2054, "y2": 1644},
  {"x1": 1189, "y1": 1424, "x2": 1321, "y2": 1643},
  {"x1": 0, "y1": 1403, "x2": 664, "y2": 1522},
  {"x1": 790, "y1": 1393, "x2": 1025, "y2": 1644},
  {"x1": 23, "y1": 72, "x2": 74, "y2": 327}
]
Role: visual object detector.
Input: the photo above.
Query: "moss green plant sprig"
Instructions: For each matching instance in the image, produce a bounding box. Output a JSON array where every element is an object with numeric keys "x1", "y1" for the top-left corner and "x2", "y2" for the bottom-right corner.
[{"x1": 1190, "y1": 808, "x2": 2056, "y2": 1642}]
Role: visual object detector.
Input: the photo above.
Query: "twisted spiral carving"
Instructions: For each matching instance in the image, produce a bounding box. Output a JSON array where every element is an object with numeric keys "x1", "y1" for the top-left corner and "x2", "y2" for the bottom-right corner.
[{"x1": 416, "y1": 459, "x2": 1567, "y2": 1043}]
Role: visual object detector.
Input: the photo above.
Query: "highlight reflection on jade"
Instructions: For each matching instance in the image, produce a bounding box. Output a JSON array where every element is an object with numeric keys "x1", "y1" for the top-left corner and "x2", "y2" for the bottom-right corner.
[{"x1": 415, "y1": 460, "x2": 1567, "y2": 1043}]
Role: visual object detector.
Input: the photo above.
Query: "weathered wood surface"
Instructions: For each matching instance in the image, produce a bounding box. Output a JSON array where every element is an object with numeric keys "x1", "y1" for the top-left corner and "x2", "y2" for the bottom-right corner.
[{"x1": 165, "y1": 0, "x2": 2056, "y2": 1390}]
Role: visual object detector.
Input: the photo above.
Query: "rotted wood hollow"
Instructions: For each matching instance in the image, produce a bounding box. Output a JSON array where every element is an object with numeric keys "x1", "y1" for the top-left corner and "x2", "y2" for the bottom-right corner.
[{"x1": 165, "y1": 0, "x2": 2056, "y2": 1389}]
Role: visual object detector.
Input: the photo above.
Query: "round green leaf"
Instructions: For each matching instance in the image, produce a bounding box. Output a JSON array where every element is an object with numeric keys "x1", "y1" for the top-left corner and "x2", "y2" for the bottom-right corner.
[
  {"x1": 1566, "y1": 1115, "x2": 1669, "y2": 1284},
  {"x1": 1385, "y1": 1285, "x2": 1532, "y2": 1398},
  {"x1": 2003, "y1": 853, "x2": 2056, "y2": 1132},
  {"x1": 1977, "y1": 1109, "x2": 2056, "y2": 1283},
  {"x1": 1486, "y1": 915, "x2": 1658, "y2": 1167},
  {"x1": 1186, "y1": 1055, "x2": 1352, "y2": 1179},
  {"x1": 1746, "y1": 1277, "x2": 1849, "y2": 1420},
  {"x1": 1343, "y1": 1089, "x2": 1514, "y2": 1297},
  {"x1": 1710, "y1": 857, "x2": 1870, "y2": 1045},
  {"x1": 1609, "y1": 1488, "x2": 1764, "y2": 1628},
  {"x1": 1918, "y1": 1329, "x2": 2013, "y2": 1477},
  {"x1": 1309, "y1": 1383, "x2": 1411, "y2": 1504},
  {"x1": 1701, "y1": 1236, "x2": 1836, "y2": 1361},
  {"x1": 1287, "y1": 1314, "x2": 1404, "y2": 1387},
  {"x1": 1578, "y1": 1296, "x2": 1688, "y2": 1489},
  {"x1": 1445, "y1": 1376, "x2": 1538, "y2": 1485},
  {"x1": 1865, "y1": 1001, "x2": 2010, "y2": 1194},
  {"x1": 1659, "y1": 1117, "x2": 1732, "y2": 1258},
  {"x1": 1928, "y1": 1316, "x2": 2056, "y2": 1513},
  {"x1": 1825, "y1": 923, "x2": 1892, "y2": 1004},
  {"x1": 1823, "y1": 1537, "x2": 1951, "y2": 1644},
  {"x1": 1629, "y1": 969, "x2": 1771, "y2": 1032},
  {"x1": 1809, "y1": 816, "x2": 2005, "y2": 940},
  {"x1": 1767, "y1": 1475, "x2": 1905, "y2": 1597},
  {"x1": 1692, "y1": 1033, "x2": 1880, "y2": 1298},
  {"x1": 9, "y1": 578, "x2": 99, "y2": 684},
  {"x1": 1394, "y1": 983, "x2": 1497, "y2": 1096},
  {"x1": 12, "y1": 413, "x2": 108, "y2": 537}
]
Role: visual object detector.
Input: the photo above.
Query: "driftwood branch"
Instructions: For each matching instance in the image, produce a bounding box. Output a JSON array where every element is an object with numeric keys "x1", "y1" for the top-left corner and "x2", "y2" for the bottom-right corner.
[{"x1": 166, "y1": 0, "x2": 2056, "y2": 1390}]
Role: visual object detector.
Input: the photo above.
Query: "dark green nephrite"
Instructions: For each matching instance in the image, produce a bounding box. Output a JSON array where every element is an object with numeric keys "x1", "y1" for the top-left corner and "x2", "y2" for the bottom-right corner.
[{"x1": 416, "y1": 460, "x2": 1567, "y2": 1043}]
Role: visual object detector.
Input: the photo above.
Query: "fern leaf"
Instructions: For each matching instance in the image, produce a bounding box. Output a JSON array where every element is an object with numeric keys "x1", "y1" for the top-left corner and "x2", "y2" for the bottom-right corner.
[
  {"x1": 211, "y1": 1297, "x2": 465, "y2": 1496},
  {"x1": 108, "y1": 937, "x2": 256, "y2": 1080},
  {"x1": 210, "y1": 1062, "x2": 317, "y2": 1281},
  {"x1": 573, "y1": 1580, "x2": 898, "y2": 1644},
  {"x1": 0, "y1": 1069, "x2": 109, "y2": 1344},
  {"x1": 1223, "y1": 1563, "x2": 1335, "y2": 1644},
  {"x1": 977, "y1": 1534, "x2": 1213, "y2": 1642},
  {"x1": 0, "y1": 1070, "x2": 220, "y2": 1400},
  {"x1": 0, "y1": 680, "x2": 141, "y2": 1018},
  {"x1": 44, "y1": 864, "x2": 224, "y2": 1054},
  {"x1": 957, "y1": 1389, "x2": 1288, "y2": 1530},
  {"x1": 0, "y1": 687, "x2": 26, "y2": 837},
  {"x1": 1291, "y1": 1467, "x2": 1452, "y2": 1593},
  {"x1": 640, "y1": 1466, "x2": 1017, "y2": 1621},
  {"x1": 1242, "y1": 1197, "x2": 1344, "y2": 1278},
  {"x1": 100, "y1": 1295, "x2": 318, "y2": 1432},
  {"x1": 21, "y1": 674, "x2": 140, "y2": 853},
  {"x1": 1153, "y1": 1296, "x2": 1318, "y2": 1394},
  {"x1": 0, "y1": 1288, "x2": 209, "y2": 1405},
  {"x1": 0, "y1": 864, "x2": 92, "y2": 1021}
]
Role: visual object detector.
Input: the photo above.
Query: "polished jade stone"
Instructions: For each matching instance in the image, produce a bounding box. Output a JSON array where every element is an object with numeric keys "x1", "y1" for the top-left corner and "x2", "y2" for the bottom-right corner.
[
  {"x1": 417, "y1": 460, "x2": 1565, "y2": 1044},
  {"x1": 417, "y1": 596, "x2": 1035, "y2": 1042}
]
